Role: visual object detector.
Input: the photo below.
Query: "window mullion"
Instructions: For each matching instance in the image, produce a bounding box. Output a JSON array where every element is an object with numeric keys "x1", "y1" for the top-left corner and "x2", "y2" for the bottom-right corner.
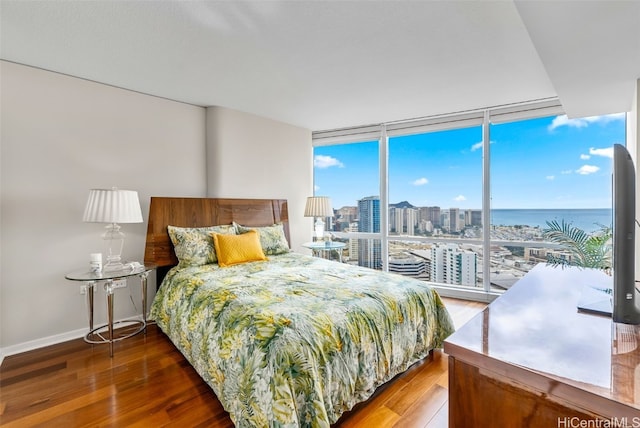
[
  {"x1": 380, "y1": 125, "x2": 389, "y2": 271},
  {"x1": 482, "y1": 110, "x2": 491, "y2": 292}
]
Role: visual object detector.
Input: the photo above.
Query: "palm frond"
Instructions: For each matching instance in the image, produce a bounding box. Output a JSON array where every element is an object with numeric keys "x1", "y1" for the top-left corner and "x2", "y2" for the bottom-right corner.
[
  {"x1": 543, "y1": 220, "x2": 589, "y2": 246},
  {"x1": 542, "y1": 219, "x2": 611, "y2": 270}
]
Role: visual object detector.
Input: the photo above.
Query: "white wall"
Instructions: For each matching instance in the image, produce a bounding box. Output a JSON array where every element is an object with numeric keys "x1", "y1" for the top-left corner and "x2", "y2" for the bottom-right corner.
[
  {"x1": 631, "y1": 79, "x2": 640, "y2": 280},
  {"x1": 0, "y1": 63, "x2": 315, "y2": 358},
  {"x1": 0, "y1": 61, "x2": 207, "y2": 356},
  {"x1": 205, "y1": 106, "x2": 313, "y2": 251}
]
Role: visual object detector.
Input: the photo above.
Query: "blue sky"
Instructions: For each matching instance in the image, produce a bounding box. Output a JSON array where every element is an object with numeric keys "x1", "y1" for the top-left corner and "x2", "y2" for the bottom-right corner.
[{"x1": 314, "y1": 113, "x2": 626, "y2": 210}]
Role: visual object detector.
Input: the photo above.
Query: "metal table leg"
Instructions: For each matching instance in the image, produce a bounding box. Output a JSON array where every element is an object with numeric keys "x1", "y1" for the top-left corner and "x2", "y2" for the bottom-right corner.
[
  {"x1": 140, "y1": 270, "x2": 149, "y2": 333},
  {"x1": 104, "y1": 280, "x2": 115, "y2": 357},
  {"x1": 86, "y1": 281, "x2": 96, "y2": 333}
]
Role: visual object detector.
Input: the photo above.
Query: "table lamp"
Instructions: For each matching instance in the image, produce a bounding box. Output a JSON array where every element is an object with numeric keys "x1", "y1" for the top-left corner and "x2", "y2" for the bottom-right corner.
[
  {"x1": 83, "y1": 188, "x2": 143, "y2": 271},
  {"x1": 304, "y1": 196, "x2": 333, "y2": 240}
]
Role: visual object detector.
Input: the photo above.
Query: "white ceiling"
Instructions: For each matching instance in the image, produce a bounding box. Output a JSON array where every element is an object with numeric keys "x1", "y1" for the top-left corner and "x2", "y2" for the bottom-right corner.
[{"x1": 1, "y1": 1, "x2": 639, "y2": 131}]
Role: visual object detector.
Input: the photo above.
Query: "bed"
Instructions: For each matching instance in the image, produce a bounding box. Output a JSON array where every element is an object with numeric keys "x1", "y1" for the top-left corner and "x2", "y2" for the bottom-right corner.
[{"x1": 144, "y1": 197, "x2": 455, "y2": 427}]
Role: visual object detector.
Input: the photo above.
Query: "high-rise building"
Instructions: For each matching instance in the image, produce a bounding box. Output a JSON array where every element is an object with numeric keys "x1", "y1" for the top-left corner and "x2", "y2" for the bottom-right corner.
[
  {"x1": 430, "y1": 243, "x2": 477, "y2": 286},
  {"x1": 325, "y1": 214, "x2": 335, "y2": 233},
  {"x1": 358, "y1": 196, "x2": 381, "y2": 269},
  {"x1": 454, "y1": 250, "x2": 477, "y2": 286},
  {"x1": 449, "y1": 208, "x2": 460, "y2": 232},
  {"x1": 347, "y1": 222, "x2": 359, "y2": 261},
  {"x1": 419, "y1": 206, "x2": 441, "y2": 228},
  {"x1": 405, "y1": 208, "x2": 417, "y2": 236},
  {"x1": 418, "y1": 219, "x2": 434, "y2": 233},
  {"x1": 473, "y1": 210, "x2": 482, "y2": 226},
  {"x1": 390, "y1": 206, "x2": 418, "y2": 235},
  {"x1": 389, "y1": 206, "x2": 402, "y2": 234},
  {"x1": 440, "y1": 210, "x2": 450, "y2": 232}
]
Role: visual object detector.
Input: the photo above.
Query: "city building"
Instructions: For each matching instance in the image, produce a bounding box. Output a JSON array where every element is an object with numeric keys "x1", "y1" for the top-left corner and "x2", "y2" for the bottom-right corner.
[
  {"x1": 528, "y1": 247, "x2": 575, "y2": 265},
  {"x1": 335, "y1": 206, "x2": 358, "y2": 232},
  {"x1": 388, "y1": 255, "x2": 427, "y2": 277},
  {"x1": 389, "y1": 206, "x2": 402, "y2": 234},
  {"x1": 418, "y1": 219, "x2": 434, "y2": 234},
  {"x1": 465, "y1": 209, "x2": 482, "y2": 227},
  {"x1": 430, "y1": 243, "x2": 478, "y2": 287},
  {"x1": 440, "y1": 210, "x2": 450, "y2": 232},
  {"x1": 358, "y1": 196, "x2": 381, "y2": 269},
  {"x1": 449, "y1": 208, "x2": 460, "y2": 232},
  {"x1": 390, "y1": 205, "x2": 418, "y2": 235},
  {"x1": 347, "y1": 222, "x2": 359, "y2": 262}
]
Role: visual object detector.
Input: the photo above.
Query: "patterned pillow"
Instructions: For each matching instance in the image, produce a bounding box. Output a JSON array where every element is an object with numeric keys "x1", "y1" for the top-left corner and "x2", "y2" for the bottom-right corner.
[
  {"x1": 168, "y1": 224, "x2": 236, "y2": 267},
  {"x1": 212, "y1": 230, "x2": 268, "y2": 267},
  {"x1": 234, "y1": 222, "x2": 290, "y2": 255}
]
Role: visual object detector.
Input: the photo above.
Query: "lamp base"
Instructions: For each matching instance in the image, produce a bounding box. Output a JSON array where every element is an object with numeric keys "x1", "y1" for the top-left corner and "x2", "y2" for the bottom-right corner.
[
  {"x1": 103, "y1": 261, "x2": 125, "y2": 272},
  {"x1": 314, "y1": 217, "x2": 325, "y2": 240},
  {"x1": 103, "y1": 223, "x2": 125, "y2": 272}
]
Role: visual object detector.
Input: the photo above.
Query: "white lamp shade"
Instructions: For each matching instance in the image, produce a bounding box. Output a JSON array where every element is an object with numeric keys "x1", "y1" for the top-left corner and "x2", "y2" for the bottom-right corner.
[
  {"x1": 304, "y1": 196, "x2": 333, "y2": 217},
  {"x1": 83, "y1": 188, "x2": 143, "y2": 224}
]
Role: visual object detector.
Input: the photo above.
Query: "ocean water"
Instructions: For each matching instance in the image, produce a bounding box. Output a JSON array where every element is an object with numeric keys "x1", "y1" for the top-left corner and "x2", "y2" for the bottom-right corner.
[{"x1": 490, "y1": 208, "x2": 612, "y2": 233}]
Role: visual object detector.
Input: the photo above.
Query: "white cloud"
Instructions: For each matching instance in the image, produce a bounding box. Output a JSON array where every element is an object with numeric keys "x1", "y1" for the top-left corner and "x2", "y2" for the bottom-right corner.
[
  {"x1": 589, "y1": 147, "x2": 614, "y2": 158},
  {"x1": 548, "y1": 113, "x2": 625, "y2": 131},
  {"x1": 454, "y1": 195, "x2": 466, "y2": 202},
  {"x1": 580, "y1": 154, "x2": 590, "y2": 160},
  {"x1": 314, "y1": 185, "x2": 320, "y2": 192},
  {"x1": 546, "y1": 175, "x2": 555, "y2": 180},
  {"x1": 314, "y1": 155, "x2": 344, "y2": 168},
  {"x1": 412, "y1": 177, "x2": 428, "y2": 186},
  {"x1": 549, "y1": 115, "x2": 586, "y2": 130},
  {"x1": 576, "y1": 165, "x2": 600, "y2": 175},
  {"x1": 561, "y1": 170, "x2": 573, "y2": 175},
  {"x1": 470, "y1": 140, "x2": 495, "y2": 151}
]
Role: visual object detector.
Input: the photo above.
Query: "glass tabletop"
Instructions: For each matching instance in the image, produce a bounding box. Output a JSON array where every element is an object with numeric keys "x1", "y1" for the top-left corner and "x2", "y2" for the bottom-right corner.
[
  {"x1": 303, "y1": 241, "x2": 346, "y2": 250},
  {"x1": 65, "y1": 263, "x2": 155, "y2": 281}
]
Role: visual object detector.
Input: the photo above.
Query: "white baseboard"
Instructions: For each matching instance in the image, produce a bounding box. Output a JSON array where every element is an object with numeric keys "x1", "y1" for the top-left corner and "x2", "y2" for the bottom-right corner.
[
  {"x1": 0, "y1": 314, "x2": 146, "y2": 366},
  {"x1": 0, "y1": 327, "x2": 86, "y2": 366}
]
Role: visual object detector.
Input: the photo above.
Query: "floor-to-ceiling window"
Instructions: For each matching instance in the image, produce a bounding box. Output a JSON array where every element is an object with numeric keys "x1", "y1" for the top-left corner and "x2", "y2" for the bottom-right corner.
[
  {"x1": 488, "y1": 112, "x2": 625, "y2": 291},
  {"x1": 388, "y1": 125, "x2": 483, "y2": 287},
  {"x1": 313, "y1": 137, "x2": 381, "y2": 268},
  {"x1": 312, "y1": 100, "x2": 626, "y2": 300}
]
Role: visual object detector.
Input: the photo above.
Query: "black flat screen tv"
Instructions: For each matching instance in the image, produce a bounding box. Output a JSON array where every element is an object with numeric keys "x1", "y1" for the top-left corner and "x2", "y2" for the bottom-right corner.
[{"x1": 612, "y1": 143, "x2": 640, "y2": 324}]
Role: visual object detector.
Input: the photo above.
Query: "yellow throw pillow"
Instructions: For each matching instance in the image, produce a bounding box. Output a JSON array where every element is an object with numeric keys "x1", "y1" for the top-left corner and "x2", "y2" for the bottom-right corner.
[{"x1": 212, "y1": 229, "x2": 267, "y2": 267}]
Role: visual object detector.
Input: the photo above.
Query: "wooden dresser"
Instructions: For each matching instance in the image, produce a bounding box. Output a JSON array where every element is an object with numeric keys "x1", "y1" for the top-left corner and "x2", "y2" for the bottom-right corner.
[{"x1": 444, "y1": 264, "x2": 640, "y2": 427}]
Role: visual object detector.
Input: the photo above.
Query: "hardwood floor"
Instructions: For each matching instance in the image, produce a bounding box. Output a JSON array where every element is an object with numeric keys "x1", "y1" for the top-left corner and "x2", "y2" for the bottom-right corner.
[{"x1": 0, "y1": 298, "x2": 485, "y2": 427}]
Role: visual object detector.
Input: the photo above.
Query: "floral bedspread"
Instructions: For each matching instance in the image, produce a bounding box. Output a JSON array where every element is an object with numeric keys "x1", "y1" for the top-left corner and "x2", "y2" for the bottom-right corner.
[{"x1": 150, "y1": 252, "x2": 455, "y2": 427}]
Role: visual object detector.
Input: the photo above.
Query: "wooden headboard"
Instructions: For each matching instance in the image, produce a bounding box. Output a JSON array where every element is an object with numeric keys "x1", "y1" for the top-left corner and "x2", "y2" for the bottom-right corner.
[{"x1": 144, "y1": 197, "x2": 289, "y2": 284}]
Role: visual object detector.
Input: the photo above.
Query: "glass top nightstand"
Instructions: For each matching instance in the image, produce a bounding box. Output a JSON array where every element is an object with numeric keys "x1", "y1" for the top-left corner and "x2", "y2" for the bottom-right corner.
[
  {"x1": 302, "y1": 241, "x2": 346, "y2": 262},
  {"x1": 65, "y1": 264, "x2": 155, "y2": 357}
]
